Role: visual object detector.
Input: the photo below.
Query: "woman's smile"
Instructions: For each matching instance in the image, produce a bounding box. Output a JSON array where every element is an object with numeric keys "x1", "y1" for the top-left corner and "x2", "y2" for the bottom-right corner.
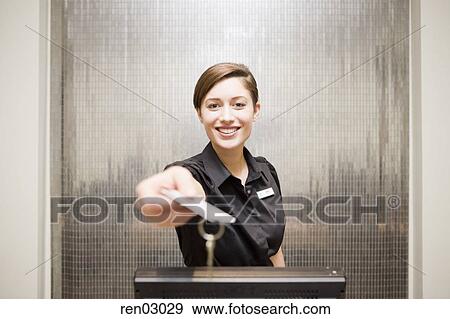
[{"x1": 215, "y1": 126, "x2": 241, "y2": 138}]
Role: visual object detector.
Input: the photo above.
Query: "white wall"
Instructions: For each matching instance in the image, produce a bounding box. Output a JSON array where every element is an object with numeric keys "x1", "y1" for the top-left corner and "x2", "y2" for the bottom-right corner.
[
  {"x1": 419, "y1": 0, "x2": 450, "y2": 298},
  {"x1": 0, "y1": 0, "x2": 48, "y2": 298}
]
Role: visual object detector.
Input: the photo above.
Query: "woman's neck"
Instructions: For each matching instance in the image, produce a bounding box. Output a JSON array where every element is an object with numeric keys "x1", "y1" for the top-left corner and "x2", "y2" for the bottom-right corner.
[{"x1": 211, "y1": 142, "x2": 247, "y2": 177}]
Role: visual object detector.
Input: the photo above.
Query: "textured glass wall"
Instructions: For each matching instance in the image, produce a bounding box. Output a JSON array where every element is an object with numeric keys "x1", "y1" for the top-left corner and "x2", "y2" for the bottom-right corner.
[{"x1": 51, "y1": 0, "x2": 409, "y2": 298}]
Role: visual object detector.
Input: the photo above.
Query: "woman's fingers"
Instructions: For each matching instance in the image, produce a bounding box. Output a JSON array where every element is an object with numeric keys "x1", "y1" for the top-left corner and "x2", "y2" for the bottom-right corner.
[
  {"x1": 135, "y1": 166, "x2": 204, "y2": 227},
  {"x1": 135, "y1": 174, "x2": 172, "y2": 226}
]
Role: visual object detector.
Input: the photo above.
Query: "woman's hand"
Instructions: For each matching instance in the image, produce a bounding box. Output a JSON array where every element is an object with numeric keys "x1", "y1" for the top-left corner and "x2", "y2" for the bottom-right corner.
[
  {"x1": 270, "y1": 248, "x2": 285, "y2": 267},
  {"x1": 135, "y1": 166, "x2": 206, "y2": 227}
]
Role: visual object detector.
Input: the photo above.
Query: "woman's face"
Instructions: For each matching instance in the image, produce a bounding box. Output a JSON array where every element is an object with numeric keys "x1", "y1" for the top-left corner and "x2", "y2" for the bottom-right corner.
[{"x1": 197, "y1": 77, "x2": 260, "y2": 151}]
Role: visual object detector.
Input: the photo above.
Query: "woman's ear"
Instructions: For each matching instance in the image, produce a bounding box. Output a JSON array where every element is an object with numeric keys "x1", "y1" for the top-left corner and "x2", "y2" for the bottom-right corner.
[{"x1": 253, "y1": 102, "x2": 261, "y2": 121}]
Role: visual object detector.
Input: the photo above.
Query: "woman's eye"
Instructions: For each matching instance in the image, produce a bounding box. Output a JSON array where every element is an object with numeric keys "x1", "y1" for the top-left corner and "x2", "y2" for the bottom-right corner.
[
  {"x1": 207, "y1": 104, "x2": 219, "y2": 109},
  {"x1": 235, "y1": 103, "x2": 246, "y2": 108}
]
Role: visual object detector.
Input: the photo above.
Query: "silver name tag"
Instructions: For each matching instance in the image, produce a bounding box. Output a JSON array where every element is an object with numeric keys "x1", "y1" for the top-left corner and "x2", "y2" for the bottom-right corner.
[{"x1": 257, "y1": 187, "x2": 274, "y2": 199}]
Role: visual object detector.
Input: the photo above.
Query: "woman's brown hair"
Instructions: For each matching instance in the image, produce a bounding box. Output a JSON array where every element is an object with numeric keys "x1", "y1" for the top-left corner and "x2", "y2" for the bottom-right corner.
[{"x1": 193, "y1": 62, "x2": 259, "y2": 112}]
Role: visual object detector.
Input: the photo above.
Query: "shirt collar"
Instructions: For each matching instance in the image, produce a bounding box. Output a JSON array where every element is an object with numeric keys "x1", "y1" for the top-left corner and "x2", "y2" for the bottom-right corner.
[{"x1": 201, "y1": 141, "x2": 263, "y2": 188}]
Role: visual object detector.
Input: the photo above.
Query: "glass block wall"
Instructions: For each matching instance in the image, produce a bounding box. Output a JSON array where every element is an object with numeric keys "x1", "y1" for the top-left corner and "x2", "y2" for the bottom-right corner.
[{"x1": 50, "y1": 0, "x2": 409, "y2": 298}]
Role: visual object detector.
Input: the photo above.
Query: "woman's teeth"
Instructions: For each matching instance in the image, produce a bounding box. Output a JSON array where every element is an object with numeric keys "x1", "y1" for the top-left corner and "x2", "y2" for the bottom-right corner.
[{"x1": 217, "y1": 127, "x2": 239, "y2": 135}]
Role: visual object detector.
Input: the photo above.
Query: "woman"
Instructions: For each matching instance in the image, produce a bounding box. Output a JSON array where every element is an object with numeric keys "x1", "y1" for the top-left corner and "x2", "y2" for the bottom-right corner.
[{"x1": 135, "y1": 63, "x2": 285, "y2": 267}]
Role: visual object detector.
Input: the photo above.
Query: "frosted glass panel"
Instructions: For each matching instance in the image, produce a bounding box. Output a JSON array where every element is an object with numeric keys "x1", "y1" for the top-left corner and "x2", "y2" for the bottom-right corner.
[{"x1": 51, "y1": 0, "x2": 409, "y2": 298}]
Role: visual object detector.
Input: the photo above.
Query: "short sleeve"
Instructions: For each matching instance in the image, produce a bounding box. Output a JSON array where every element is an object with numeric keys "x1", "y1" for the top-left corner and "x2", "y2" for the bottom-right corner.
[{"x1": 265, "y1": 160, "x2": 282, "y2": 196}]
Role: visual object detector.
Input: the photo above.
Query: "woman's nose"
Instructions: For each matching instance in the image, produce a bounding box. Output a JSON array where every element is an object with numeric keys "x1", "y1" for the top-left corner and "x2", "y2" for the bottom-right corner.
[{"x1": 219, "y1": 105, "x2": 233, "y2": 122}]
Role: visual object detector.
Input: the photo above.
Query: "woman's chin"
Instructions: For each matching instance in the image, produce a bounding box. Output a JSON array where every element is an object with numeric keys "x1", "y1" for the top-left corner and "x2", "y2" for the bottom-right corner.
[{"x1": 212, "y1": 138, "x2": 243, "y2": 150}]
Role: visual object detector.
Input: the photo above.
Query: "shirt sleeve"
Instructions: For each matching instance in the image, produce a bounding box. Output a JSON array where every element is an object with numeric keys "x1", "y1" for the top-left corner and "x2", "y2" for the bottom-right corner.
[{"x1": 265, "y1": 160, "x2": 282, "y2": 196}]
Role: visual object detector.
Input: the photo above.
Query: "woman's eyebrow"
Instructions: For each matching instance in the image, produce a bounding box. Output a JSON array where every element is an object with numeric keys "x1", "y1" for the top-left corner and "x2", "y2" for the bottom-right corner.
[
  {"x1": 205, "y1": 96, "x2": 247, "y2": 102},
  {"x1": 205, "y1": 98, "x2": 221, "y2": 102},
  {"x1": 231, "y1": 96, "x2": 247, "y2": 100}
]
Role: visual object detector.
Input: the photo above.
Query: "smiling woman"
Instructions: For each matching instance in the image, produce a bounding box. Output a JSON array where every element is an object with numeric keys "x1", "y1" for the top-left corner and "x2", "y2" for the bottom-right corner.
[
  {"x1": 193, "y1": 63, "x2": 260, "y2": 154},
  {"x1": 135, "y1": 63, "x2": 285, "y2": 267}
]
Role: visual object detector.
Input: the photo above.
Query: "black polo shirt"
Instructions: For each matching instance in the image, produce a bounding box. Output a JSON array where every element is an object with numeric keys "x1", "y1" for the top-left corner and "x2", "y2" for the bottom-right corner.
[{"x1": 163, "y1": 142, "x2": 285, "y2": 266}]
